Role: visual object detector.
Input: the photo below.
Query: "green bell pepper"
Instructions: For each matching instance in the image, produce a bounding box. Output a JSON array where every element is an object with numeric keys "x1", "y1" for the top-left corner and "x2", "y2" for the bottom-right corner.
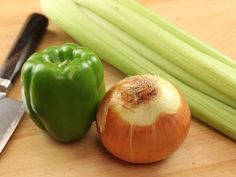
[{"x1": 21, "y1": 43, "x2": 105, "y2": 142}]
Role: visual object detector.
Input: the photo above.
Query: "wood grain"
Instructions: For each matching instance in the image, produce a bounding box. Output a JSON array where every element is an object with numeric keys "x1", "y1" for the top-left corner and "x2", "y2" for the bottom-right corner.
[{"x1": 0, "y1": 0, "x2": 235, "y2": 177}]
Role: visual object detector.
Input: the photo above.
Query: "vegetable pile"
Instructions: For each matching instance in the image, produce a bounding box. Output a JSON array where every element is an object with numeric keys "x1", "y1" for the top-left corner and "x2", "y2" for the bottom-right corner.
[{"x1": 40, "y1": 0, "x2": 236, "y2": 140}]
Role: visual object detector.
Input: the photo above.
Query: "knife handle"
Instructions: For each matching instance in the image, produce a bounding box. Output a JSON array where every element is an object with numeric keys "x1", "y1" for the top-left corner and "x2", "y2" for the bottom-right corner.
[{"x1": 0, "y1": 13, "x2": 48, "y2": 86}]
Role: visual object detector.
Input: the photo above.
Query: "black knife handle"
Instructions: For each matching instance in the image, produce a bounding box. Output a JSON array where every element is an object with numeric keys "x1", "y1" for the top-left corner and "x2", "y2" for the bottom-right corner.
[{"x1": 0, "y1": 13, "x2": 48, "y2": 83}]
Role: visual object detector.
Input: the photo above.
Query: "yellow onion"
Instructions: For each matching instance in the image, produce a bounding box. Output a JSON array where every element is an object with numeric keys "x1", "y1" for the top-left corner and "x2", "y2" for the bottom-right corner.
[{"x1": 96, "y1": 74, "x2": 191, "y2": 163}]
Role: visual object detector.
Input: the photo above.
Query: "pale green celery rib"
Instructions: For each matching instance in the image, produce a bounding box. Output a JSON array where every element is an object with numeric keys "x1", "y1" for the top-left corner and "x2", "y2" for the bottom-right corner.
[
  {"x1": 114, "y1": 0, "x2": 236, "y2": 69},
  {"x1": 81, "y1": 5, "x2": 236, "y2": 109},
  {"x1": 74, "y1": 0, "x2": 236, "y2": 101},
  {"x1": 40, "y1": 0, "x2": 236, "y2": 140},
  {"x1": 80, "y1": 4, "x2": 236, "y2": 139}
]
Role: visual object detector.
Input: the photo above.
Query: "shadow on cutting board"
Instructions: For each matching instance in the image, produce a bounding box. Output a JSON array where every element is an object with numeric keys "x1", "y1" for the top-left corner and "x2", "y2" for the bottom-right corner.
[{"x1": 93, "y1": 138, "x2": 172, "y2": 177}]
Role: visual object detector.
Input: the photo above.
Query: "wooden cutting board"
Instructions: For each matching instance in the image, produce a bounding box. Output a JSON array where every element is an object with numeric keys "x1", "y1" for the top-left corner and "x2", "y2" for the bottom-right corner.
[{"x1": 0, "y1": 0, "x2": 235, "y2": 176}]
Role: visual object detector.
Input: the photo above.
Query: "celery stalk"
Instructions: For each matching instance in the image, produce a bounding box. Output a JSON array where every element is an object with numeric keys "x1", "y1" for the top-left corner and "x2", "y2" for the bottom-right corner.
[
  {"x1": 82, "y1": 6, "x2": 236, "y2": 108},
  {"x1": 74, "y1": 0, "x2": 236, "y2": 100},
  {"x1": 40, "y1": 0, "x2": 236, "y2": 140},
  {"x1": 84, "y1": 7, "x2": 236, "y2": 139},
  {"x1": 114, "y1": 0, "x2": 236, "y2": 69}
]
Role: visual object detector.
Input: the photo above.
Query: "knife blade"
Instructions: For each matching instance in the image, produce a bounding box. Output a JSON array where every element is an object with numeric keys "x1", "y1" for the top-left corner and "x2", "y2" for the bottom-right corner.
[
  {"x1": 0, "y1": 98, "x2": 25, "y2": 152},
  {"x1": 0, "y1": 13, "x2": 48, "y2": 153}
]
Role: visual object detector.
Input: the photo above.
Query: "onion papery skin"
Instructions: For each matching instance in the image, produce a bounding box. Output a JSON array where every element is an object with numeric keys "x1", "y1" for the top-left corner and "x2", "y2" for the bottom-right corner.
[{"x1": 96, "y1": 75, "x2": 191, "y2": 163}]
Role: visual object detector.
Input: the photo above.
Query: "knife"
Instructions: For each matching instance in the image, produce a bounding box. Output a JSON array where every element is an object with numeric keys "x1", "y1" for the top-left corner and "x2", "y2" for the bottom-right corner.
[{"x1": 0, "y1": 13, "x2": 48, "y2": 153}]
